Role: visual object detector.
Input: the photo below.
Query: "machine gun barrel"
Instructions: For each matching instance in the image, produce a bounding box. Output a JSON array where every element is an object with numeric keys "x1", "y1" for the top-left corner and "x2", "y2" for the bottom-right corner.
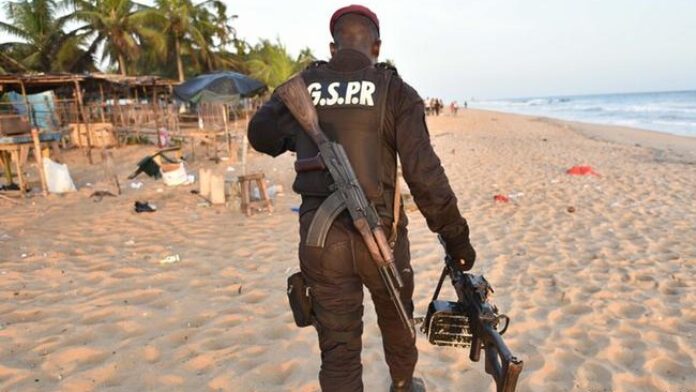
[{"x1": 430, "y1": 236, "x2": 523, "y2": 392}]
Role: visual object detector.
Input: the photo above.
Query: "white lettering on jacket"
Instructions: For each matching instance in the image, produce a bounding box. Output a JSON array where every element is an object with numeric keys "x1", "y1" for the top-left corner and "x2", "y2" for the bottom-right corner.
[{"x1": 306, "y1": 81, "x2": 376, "y2": 107}]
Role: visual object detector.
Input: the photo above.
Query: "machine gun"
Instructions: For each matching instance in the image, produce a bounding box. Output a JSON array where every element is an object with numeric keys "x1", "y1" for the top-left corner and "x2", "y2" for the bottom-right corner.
[
  {"x1": 420, "y1": 236, "x2": 523, "y2": 391},
  {"x1": 275, "y1": 75, "x2": 415, "y2": 338}
]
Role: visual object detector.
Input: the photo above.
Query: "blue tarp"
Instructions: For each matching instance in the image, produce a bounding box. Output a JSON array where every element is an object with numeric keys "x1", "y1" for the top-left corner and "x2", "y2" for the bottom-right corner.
[
  {"x1": 5, "y1": 91, "x2": 60, "y2": 130},
  {"x1": 173, "y1": 72, "x2": 266, "y2": 103}
]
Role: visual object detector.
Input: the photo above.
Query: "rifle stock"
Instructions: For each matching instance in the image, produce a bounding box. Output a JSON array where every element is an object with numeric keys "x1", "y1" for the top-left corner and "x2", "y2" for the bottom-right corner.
[{"x1": 276, "y1": 76, "x2": 327, "y2": 145}]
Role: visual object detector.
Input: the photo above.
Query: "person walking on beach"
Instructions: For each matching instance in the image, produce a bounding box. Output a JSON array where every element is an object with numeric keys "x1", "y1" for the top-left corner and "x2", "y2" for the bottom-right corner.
[
  {"x1": 450, "y1": 100, "x2": 459, "y2": 116},
  {"x1": 248, "y1": 5, "x2": 475, "y2": 392}
]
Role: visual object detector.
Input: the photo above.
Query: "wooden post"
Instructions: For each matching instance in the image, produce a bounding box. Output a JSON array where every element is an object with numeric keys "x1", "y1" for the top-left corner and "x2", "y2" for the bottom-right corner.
[
  {"x1": 241, "y1": 111, "x2": 249, "y2": 174},
  {"x1": 18, "y1": 80, "x2": 32, "y2": 127},
  {"x1": 223, "y1": 104, "x2": 231, "y2": 156},
  {"x1": 73, "y1": 78, "x2": 93, "y2": 163},
  {"x1": 31, "y1": 129, "x2": 48, "y2": 196},
  {"x1": 98, "y1": 83, "x2": 106, "y2": 122},
  {"x1": 152, "y1": 82, "x2": 162, "y2": 147},
  {"x1": 1, "y1": 151, "x2": 13, "y2": 185},
  {"x1": 10, "y1": 150, "x2": 26, "y2": 197}
]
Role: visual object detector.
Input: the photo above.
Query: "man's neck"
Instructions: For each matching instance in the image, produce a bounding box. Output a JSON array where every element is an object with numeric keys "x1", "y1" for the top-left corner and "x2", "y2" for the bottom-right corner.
[{"x1": 328, "y1": 48, "x2": 375, "y2": 71}]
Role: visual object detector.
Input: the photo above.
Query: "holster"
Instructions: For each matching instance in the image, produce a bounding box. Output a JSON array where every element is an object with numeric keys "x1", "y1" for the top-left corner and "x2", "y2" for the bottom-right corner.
[{"x1": 287, "y1": 272, "x2": 313, "y2": 327}]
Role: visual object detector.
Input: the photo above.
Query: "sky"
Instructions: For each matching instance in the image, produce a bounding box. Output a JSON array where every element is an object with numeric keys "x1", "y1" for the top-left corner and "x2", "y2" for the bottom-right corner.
[{"x1": 2, "y1": 0, "x2": 696, "y2": 100}]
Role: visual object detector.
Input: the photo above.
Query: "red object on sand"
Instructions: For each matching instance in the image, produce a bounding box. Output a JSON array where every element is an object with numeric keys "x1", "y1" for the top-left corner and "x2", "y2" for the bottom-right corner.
[
  {"x1": 566, "y1": 165, "x2": 600, "y2": 176},
  {"x1": 493, "y1": 194, "x2": 509, "y2": 203}
]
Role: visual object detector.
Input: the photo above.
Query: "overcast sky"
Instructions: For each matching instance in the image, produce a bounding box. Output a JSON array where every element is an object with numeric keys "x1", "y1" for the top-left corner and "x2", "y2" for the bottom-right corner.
[{"x1": 2, "y1": 0, "x2": 696, "y2": 100}]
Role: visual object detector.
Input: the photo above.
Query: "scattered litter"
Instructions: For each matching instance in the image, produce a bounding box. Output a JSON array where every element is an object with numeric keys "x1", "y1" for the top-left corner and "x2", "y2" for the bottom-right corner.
[
  {"x1": 129, "y1": 147, "x2": 182, "y2": 180},
  {"x1": 134, "y1": 201, "x2": 157, "y2": 213},
  {"x1": 226, "y1": 167, "x2": 236, "y2": 172},
  {"x1": 190, "y1": 189, "x2": 212, "y2": 205},
  {"x1": 267, "y1": 184, "x2": 284, "y2": 199},
  {"x1": 44, "y1": 158, "x2": 77, "y2": 193},
  {"x1": 161, "y1": 162, "x2": 194, "y2": 186},
  {"x1": 291, "y1": 206, "x2": 300, "y2": 213},
  {"x1": 124, "y1": 239, "x2": 135, "y2": 246},
  {"x1": 130, "y1": 181, "x2": 144, "y2": 189},
  {"x1": 21, "y1": 253, "x2": 27, "y2": 258},
  {"x1": 567, "y1": 165, "x2": 600, "y2": 176},
  {"x1": 508, "y1": 192, "x2": 524, "y2": 200},
  {"x1": 0, "y1": 183, "x2": 20, "y2": 191},
  {"x1": 90, "y1": 190, "x2": 117, "y2": 202},
  {"x1": 493, "y1": 194, "x2": 509, "y2": 203},
  {"x1": 160, "y1": 254, "x2": 180, "y2": 265},
  {"x1": 156, "y1": 188, "x2": 163, "y2": 193},
  {"x1": 158, "y1": 127, "x2": 170, "y2": 147},
  {"x1": 567, "y1": 206, "x2": 576, "y2": 213},
  {"x1": 85, "y1": 182, "x2": 93, "y2": 187}
]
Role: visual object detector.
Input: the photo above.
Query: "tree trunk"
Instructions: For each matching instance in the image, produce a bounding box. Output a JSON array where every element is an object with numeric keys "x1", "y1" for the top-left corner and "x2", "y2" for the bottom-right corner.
[
  {"x1": 118, "y1": 53, "x2": 127, "y2": 76},
  {"x1": 175, "y1": 38, "x2": 185, "y2": 82}
]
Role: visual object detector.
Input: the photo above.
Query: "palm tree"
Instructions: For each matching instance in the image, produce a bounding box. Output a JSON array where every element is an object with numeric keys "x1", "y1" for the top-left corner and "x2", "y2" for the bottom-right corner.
[
  {"x1": 245, "y1": 40, "x2": 315, "y2": 89},
  {"x1": 67, "y1": 0, "x2": 165, "y2": 76},
  {"x1": 0, "y1": 0, "x2": 93, "y2": 72},
  {"x1": 153, "y1": 0, "x2": 230, "y2": 82}
]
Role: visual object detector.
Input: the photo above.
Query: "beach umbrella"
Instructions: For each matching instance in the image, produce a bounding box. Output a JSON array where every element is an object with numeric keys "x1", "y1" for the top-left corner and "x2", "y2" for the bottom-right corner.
[{"x1": 173, "y1": 71, "x2": 266, "y2": 103}]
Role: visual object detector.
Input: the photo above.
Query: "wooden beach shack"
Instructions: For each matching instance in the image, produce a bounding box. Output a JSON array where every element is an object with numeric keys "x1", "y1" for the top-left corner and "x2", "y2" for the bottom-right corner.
[
  {"x1": 0, "y1": 72, "x2": 178, "y2": 196},
  {"x1": 0, "y1": 71, "x2": 261, "y2": 198}
]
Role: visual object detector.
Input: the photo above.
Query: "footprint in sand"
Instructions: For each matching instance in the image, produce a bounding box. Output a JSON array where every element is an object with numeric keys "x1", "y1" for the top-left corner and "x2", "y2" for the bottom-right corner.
[
  {"x1": 605, "y1": 338, "x2": 646, "y2": 371},
  {"x1": 607, "y1": 301, "x2": 647, "y2": 319},
  {"x1": 240, "y1": 290, "x2": 268, "y2": 305},
  {"x1": 41, "y1": 346, "x2": 110, "y2": 374},
  {"x1": 574, "y1": 361, "x2": 613, "y2": 391},
  {"x1": 646, "y1": 356, "x2": 696, "y2": 384}
]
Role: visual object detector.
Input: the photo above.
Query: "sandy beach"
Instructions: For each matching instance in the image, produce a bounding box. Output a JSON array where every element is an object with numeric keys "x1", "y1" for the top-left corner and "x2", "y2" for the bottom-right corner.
[{"x1": 1, "y1": 109, "x2": 695, "y2": 392}]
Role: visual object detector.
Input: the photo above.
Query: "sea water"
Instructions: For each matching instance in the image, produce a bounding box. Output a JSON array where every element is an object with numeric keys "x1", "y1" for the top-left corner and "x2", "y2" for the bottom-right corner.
[{"x1": 470, "y1": 90, "x2": 696, "y2": 137}]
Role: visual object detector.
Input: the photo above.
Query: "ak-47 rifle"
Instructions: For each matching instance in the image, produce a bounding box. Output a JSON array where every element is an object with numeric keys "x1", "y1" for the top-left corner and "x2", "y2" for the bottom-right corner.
[
  {"x1": 420, "y1": 236, "x2": 524, "y2": 392},
  {"x1": 276, "y1": 75, "x2": 415, "y2": 338}
]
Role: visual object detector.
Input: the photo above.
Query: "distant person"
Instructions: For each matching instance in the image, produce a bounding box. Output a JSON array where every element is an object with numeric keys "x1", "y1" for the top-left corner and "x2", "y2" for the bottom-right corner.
[
  {"x1": 434, "y1": 98, "x2": 442, "y2": 116},
  {"x1": 464, "y1": 101, "x2": 468, "y2": 109},
  {"x1": 450, "y1": 101, "x2": 459, "y2": 116}
]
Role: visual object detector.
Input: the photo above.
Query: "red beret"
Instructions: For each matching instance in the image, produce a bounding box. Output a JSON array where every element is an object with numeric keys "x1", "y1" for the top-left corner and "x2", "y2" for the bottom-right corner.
[{"x1": 330, "y1": 4, "x2": 380, "y2": 36}]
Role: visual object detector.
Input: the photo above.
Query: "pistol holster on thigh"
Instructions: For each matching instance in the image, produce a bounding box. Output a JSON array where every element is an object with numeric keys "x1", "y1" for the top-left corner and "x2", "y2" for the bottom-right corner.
[{"x1": 287, "y1": 272, "x2": 313, "y2": 327}]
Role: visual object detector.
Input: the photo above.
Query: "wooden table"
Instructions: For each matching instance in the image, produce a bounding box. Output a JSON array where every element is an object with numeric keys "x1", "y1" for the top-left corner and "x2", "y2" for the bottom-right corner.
[{"x1": 0, "y1": 130, "x2": 62, "y2": 196}]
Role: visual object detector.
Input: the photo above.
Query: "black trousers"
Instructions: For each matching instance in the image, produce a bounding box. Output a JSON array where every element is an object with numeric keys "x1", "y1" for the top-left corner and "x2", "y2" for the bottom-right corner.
[{"x1": 299, "y1": 211, "x2": 418, "y2": 392}]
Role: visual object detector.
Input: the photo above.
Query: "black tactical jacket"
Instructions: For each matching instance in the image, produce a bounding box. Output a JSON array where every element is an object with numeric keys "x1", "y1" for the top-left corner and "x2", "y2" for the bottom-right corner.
[{"x1": 248, "y1": 48, "x2": 470, "y2": 244}]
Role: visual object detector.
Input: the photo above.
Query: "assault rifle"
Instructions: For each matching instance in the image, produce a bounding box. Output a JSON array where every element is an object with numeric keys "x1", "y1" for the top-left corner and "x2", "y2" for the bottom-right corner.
[
  {"x1": 420, "y1": 236, "x2": 523, "y2": 392},
  {"x1": 276, "y1": 75, "x2": 415, "y2": 338}
]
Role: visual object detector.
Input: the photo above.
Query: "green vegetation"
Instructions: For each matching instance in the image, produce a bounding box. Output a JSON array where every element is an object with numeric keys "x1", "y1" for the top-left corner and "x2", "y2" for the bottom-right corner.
[{"x1": 0, "y1": 0, "x2": 315, "y2": 88}]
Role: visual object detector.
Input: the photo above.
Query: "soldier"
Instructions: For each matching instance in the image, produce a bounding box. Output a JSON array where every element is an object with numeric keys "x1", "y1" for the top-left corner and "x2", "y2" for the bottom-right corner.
[{"x1": 248, "y1": 5, "x2": 476, "y2": 392}]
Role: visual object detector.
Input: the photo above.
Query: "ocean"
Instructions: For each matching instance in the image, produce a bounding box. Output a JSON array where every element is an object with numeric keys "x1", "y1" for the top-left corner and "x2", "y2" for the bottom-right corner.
[{"x1": 469, "y1": 90, "x2": 696, "y2": 137}]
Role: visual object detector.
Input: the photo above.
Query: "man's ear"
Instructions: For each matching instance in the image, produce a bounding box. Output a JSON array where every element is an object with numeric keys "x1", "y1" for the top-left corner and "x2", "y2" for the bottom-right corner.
[
  {"x1": 372, "y1": 39, "x2": 381, "y2": 59},
  {"x1": 330, "y1": 42, "x2": 337, "y2": 57}
]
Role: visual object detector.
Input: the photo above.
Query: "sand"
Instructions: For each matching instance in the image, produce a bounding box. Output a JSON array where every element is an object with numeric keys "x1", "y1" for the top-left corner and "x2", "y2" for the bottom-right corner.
[{"x1": 1, "y1": 109, "x2": 695, "y2": 392}]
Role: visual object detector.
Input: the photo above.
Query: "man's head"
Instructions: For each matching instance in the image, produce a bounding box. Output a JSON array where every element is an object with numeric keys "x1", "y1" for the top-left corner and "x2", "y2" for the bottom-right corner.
[{"x1": 329, "y1": 5, "x2": 381, "y2": 63}]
